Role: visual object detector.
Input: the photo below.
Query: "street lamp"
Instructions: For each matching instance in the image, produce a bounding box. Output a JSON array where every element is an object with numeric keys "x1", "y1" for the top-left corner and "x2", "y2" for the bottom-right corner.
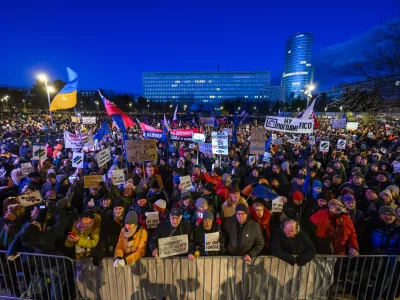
[
  {"x1": 340, "y1": 106, "x2": 343, "y2": 112},
  {"x1": 184, "y1": 104, "x2": 187, "y2": 111},
  {"x1": 305, "y1": 84, "x2": 316, "y2": 107},
  {"x1": 238, "y1": 106, "x2": 241, "y2": 110},
  {"x1": 147, "y1": 104, "x2": 150, "y2": 113},
  {"x1": 22, "y1": 99, "x2": 26, "y2": 110},
  {"x1": 297, "y1": 107, "x2": 300, "y2": 112},
  {"x1": 37, "y1": 73, "x2": 55, "y2": 130}
]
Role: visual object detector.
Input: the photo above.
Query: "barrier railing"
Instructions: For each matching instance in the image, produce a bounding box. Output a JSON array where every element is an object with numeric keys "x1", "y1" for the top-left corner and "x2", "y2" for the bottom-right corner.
[{"x1": 0, "y1": 253, "x2": 399, "y2": 299}]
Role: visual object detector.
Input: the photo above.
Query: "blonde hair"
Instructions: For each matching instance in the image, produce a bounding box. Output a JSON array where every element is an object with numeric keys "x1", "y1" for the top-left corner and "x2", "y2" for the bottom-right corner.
[{"x1": 11, "y1": 168, "x2": 24, "y2": 185}]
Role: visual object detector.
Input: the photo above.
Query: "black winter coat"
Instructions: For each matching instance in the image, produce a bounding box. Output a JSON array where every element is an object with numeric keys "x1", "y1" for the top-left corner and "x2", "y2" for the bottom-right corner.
[
  {"x1": 189, "y1": 221, "x2": 225, "y2": 256},
  {"x1": 149, "y1": 220, "x2": 193, "y2": 253}
]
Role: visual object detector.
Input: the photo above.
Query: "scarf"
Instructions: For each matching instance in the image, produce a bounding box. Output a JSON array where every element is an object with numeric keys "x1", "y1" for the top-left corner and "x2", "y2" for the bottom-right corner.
[
  {"x1": 124, "y1": 225, "x2": 138, "y2": 254},
  {"x1": 76, "y1": 220, "x2": 93, "y2": 232}
]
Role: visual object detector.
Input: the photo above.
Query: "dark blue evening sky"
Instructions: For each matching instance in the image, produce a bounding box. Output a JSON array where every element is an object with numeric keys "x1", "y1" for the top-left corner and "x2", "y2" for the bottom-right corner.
[{"x1": 0, "y1": 0, "x2": 398, "y2": 94}]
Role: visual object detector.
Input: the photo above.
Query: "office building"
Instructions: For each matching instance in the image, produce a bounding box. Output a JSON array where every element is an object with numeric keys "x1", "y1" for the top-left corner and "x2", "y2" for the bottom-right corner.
[
  {"x1": 142, "y1": 71, "x2": 270, "y2": 103},
  {"x1": 264, "y1": 86, "x2": 286, "y2": 102},
  {"x1": 282, "y1": 32, "x2": 314, "y2": 100}
]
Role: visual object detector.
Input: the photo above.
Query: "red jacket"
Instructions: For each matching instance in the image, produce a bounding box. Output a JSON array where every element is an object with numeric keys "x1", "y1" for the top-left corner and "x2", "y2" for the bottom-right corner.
[
  {"x1": 46, "y1": 145, "x2": 53, "y2": 158},
  {"x1": 200, "y1": 172, "x2": 221, "y2": 186},
  {"x1": 310, "y1": 209, "x2": 359, "y2": 255},
  {"x1": 215, "y1": 181, "x2": 229, "y2": 203},
  {"x1": 249, "y1": 204, "x2": 271, "y2": 248}
]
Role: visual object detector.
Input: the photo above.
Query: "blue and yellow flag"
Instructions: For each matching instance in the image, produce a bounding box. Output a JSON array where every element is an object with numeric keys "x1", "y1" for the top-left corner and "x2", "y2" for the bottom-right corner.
[{"x1": 49, "y1": 67, "x2": 77, "y2": 111}]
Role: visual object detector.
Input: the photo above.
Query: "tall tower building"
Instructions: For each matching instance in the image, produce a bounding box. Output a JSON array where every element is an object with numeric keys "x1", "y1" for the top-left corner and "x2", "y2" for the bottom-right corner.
[{"x1": 282, "y1": 32, "x2": 314, "y2": 100}]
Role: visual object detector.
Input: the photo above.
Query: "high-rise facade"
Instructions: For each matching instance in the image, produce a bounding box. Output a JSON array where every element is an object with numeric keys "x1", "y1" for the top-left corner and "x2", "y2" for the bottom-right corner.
[
  {"x1": 282, "y1": 32, "x2": 314, "y2": 100},
  {"x1": 142, "y1": 71, "x2": 270, "y2": 103}
]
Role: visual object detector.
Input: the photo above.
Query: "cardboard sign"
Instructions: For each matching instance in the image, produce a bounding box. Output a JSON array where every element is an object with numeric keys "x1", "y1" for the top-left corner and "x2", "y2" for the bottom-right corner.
[
  {"x1": 199, "y1": 143, "x2": 212, "y2": 154},
  {"x1": 250, "y1": 127, "x2": 266, "y2": 155},
  {"x1": 179, "y1": 175, "x2": 192, "y2": 190},
  {"x1": 112, "y1": 169, "x2": 125, "y2": 185},
  {"x1": 158, "y1": 234, "x2": 189, "y2": 258},
  {"x1": 72, "y1": 152, "x2": 84, "y2": 168},
  {"x1": 21, "y1": 163, "x2": 34, "y2": 175},
  {"x1": 272, "y1": 196, "x2": 284, "y2": 213},
  {"x1": 82, "y1": 116, "x2": 96, "y2": 124},
  {"x1": 145, "y1": 212, "x2": 159, "y2": 229},
  {"x1": 71, "y1": 116, "x2": 78, "y2": 123},
  {"x1": 211, "y1": 132, "x2": 228, "y2": 155},
  {"x1": 337, "y1": 139, "x2": 346, "y2": 150},
  {"x1": 346, "y1": 122, "x2": 359, "y2": 130},
  {"x1": 96, "y1": 148, "x2": 111, "y2": 168},
  {"x1": 309, "y1": 136, "x2": 315, "y2": 145},
  {"x1": 265, "y1": 116, "x2": 313, "y2": 134},
  {"x1": 331, "y1": 119, "x2": 347, "y2": 129},
  {"x1": 394, "y1": 162, "x2": 400, "y2": 173},
  {"x1": 32, "y1": 146, "x2": 46, "y2": 160},
  {"x1": 263, "y1": 152, "x2": 271, "y2": 162},
  {"x1": 205, "y1": 232, "x2": 220, "y2": 252},
  {"x1": 192, "y1": 133, "x2": 205, "y2": 144},
  {"x1": 320, "y1": 141, "x2": 330, "y2": 153},
  {"x1": 84, "y1": 175, "x2": 103, "y2": 188},
  {"x1": 125, "y1": 139, "x2": 158, "y2": 162},
  {"x1": 17, "y1": 190, "x2": 42, "y2": 207}
]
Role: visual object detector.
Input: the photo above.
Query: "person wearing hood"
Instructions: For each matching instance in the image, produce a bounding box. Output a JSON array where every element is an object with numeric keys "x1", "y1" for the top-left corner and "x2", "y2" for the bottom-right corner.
[
  {"x1": 0, "y1": 202, "x2": 26, "y2": 250},
  {"x1": 113, "y1": 211, "x2": 147, "y2": 267},
  {"x1": 221, "y1": 185, "x2": 247, "y2": 219},
  {"x1": 249, "y1": 202, "x2": 272, "y2": 253},
  {"x1": 170, "y1": 174, "x2": 182, "y2": 207},
  {"x1": 386, "y1": 185, "x2": 400, "y2": 206},
  {"x1": 84, "y1": 186, "x2": 104, "y2": 211},
  {"x1": 270, "y1": 218, "x2": 316, "y2": 266},
  {"x1": 310, "y1": 180, "x2": 322, "y2": 202},
  {"x1": 215, "y1": 173, "x2": 231, "y2": 203},
  {"x1": 174, "y1": 190, "x2": 197, "y2": 228},
  {"x1": 367, "y1": 171, "x2": 392, "y2": 192},
  {"x1": 379, "y1": 189, "x2": 397, "y2": 210},
  {"x1": 188, "y1": 210, "x2": 225, "y2": 258}
]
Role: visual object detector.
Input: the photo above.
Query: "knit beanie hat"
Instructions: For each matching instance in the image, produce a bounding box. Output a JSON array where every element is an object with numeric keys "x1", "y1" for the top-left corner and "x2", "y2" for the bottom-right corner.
[
  {"x1": 46, "y1": 172, "x2": 56, "y2": 179},
  {"x1": 236, "y1": 203, "x2": 249, "y2": 214},
  {"x1": 292, "y1": 191, "x2": 304, "y2": 202},
  {"x1": 80, "y1": 210, "x2": 95, "y2": 220},
  {"x1": 317, "y1": 192, "x2": 330, "y2": 201},
  {"x1": 366, "y1": 186, "x2": 380, "y2": 195},
  {"x1": 154, "y1": 200, "x2": 167, "y2": 212},
  {"x1": 221, "y1": 173, "x2": 231, "y2": 183},
  {"x1": 124, "y1": 182, "x2": 135, "y2": 190},
  {"x1": 125, "y1": 211, "x2": 138, "y2": 225},
  {"x1": 56, "y1": 198, "x2": 70, "y2": 210},
  {"x1": 202, "y1": 210, "x2": 214, "y2": 221},
  {"x1": 343, "y1": 195, "x2": 356, "y2": 202},
  {"x1": 341, "y1": 187, "x2": 355, "y2": 197},
  {"x1": 113, "y1": 198, "x2": 126, "y2": 209},
  {"x1": 204, "y1": 182, "x2": 214, "y2": 192},
  {"x1": 387, "y1": 185, "x2": 400, "y2": 195},
  {"x1": 379, "y1": 205, "x2": 396, "y2": 216},
  {"x1": 136, "y1": 191, "x2": 147, "y2": 201},
  {"x1": 213, "y1": 167, "x2": 223, "y2": 176},
  {"x1": 312, "y1": 180, "x2": 322, "y2": 189},
  {"x1": 380, "y1": 189, "x2": 393, "y2": 200},
  {"x1": 230, "y1": 185, "x2": 240, "y2": 194},
  {"x1": 56, "y1": 175, "x2": 68, "y2": 184},
  {"x1": 180, "y1": 190, "x2": 192, "y2": 200},
  {"x1": 8, "y1": 204, "x2": 25, "y2": 219},
  {"x1": 150, "y1": 180, "x2": 160, "y2": 189},
  {"x1": 196, "y1": 198, "x2": 208, "y2": 210}
]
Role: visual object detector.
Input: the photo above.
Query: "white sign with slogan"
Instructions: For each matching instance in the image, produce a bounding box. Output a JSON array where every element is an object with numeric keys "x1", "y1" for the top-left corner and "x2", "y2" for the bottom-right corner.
[
  {"x1": 211, "y1": 132, "x2": 228, "y2": 155},
  {"x1": 96, "y1": 148, "x2": 111, "y2": 168},
  {"x1": 192, "y1": 133, "x2": 205, "y2": 144},
  {"x1": 346, "y1": 122, "x2": 359, "y2": 130},
  {"x1": 179, "y1": 175, "x2": 192, "y2": 190},
  {"x1": 272, "y1": 196, "x2": 284, "y2": 213},
  {"x1": 145, "y1": 212, "x2": 159, "y2": 229},
  {"x1": 82, "y1": 116, "x2": 96, "y2": 124},
  {"x1": 21, "y1": 163, "x2": 34, "y2": 175},
  {"x1": 263, "y1": 152, "x2": 271, "y2": 162},
  {"x1": 158, "y1": 234, "x2": 189, "y2": 258},
  {"x1": 205, "y1": 232, "x2": 220, "y2": 252},
  {"x1": 112, "y1": 169, "x2": 125, "y2": 185},
  {"x1": 265, "y1": 116, "x2": 314, "y2": 134}
]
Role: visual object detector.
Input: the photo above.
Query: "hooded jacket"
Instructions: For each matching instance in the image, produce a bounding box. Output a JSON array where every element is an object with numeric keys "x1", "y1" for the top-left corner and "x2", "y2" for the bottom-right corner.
[
  {"x1": 114, "y1": 225, "x2": 148, "y2": 264},
  {"x1": 215, "y1": 181, "x2": 229, "y2": 203},
  {"x1": 249, "y1": 204, "x2": 271, "y2": 248}
]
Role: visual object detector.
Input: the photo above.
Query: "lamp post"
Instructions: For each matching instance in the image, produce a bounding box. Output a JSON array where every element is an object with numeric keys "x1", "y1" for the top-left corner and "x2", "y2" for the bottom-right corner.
[
  {"x1": 22, "y1": 99, "x2": 26, "y2": 110},
  {"x1": 37, "y1": 73, "x2": 55, "y2": 131}
]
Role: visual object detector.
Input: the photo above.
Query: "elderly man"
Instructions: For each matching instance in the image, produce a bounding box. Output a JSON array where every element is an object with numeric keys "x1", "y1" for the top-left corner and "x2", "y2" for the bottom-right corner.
[
  {"x1": 139, "y1": 165, "x2": 164, "y2": 190},
  {"x1": 223, "y1": 204, "x2": 264, "y2": 263},
  {"x1": 270, "y1": 218, "x2": 316, "y2": 266}
]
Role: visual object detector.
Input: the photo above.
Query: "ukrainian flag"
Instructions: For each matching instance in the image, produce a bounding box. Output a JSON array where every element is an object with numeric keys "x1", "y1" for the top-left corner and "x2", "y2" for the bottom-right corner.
[{"x1": 49, "y1": 67, "x2": 78, "y2": 111}]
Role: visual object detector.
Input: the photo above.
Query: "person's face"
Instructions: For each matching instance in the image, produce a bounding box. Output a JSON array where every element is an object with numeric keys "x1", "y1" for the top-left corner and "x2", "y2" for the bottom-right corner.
[
  {"x1": 271, "y1": 180, "x2": 279, "y2": 187},
  {"x1": 366, "y1": 189, "x2": 378, "y2": 200},
  {"x1": 381, "y1": 164, "x2": 388, "y2": 171},
  {"x1": 334, "y1": 162, "x2": 340, "y2": 169},
  {"x1": 102, "y1": 199, "x2": 111, "y2": 208},
  {"x1": 293, "y1": 199, "x2": 303, "y2": 206},
  {"x1": 177, "y1": 160, "x2": 183, "y2": 168},
  {"x1": 344, "y1": 200, "x2": 356, "y2": 210},
  {"x1": 284, "y1": 221, "x2": 298, "y2": 238},
  {"x1": 90, "y1": 188, "x2": 98, "y2": 196},
  {"x1": 255, "y1": 206, "x2": 264, "y2": 218},
  {"x1": 183, "y1": 199, "x2": 190, "y2": 206},
  {"x1": 5, "y1": 208, "x2": 16, "y2": 221},
  {"x1": 314, "y1": 187, "x2": 322, "y2": 194},
  {"x1": 203, "y1": 219, "x2": 213, "y2": 230},
  {"x1": 296, "y1": 178, "x2": 304, "y2": 185},
  {"x1": 382, "y1": 194, "x2": 392, "y2": 204},
  {"x1": 236, "y1": 211, "x2": 247, "y2": 224},
  {"x1": 137, "y1": 199, "x2": 147, "y2": 207},
  {"x1": 170, "y1": 216, "x2": 181, "y2": 227},
  {"x1": 329, "y1": 204, "x2": 343, "y2": 215},
  {"x1": 125, "y1": 224, "x2": 136, "y2": 231},
  {"x1": 371, "y1": 164, "x2": 379, "y2": 172},
  {"x1": 135, "y1": 168, "x2": 142, "y2": 175},
  {"x1": 114, "y1": 206, "x2": 124, "y2": 216},
  {"x1": 317, "y1": 199, "x2": 327, "y2": 208},
  {"x1": 123, "y1": 188, "x2": 133, "y2": 197},
  {"x1": 353, "y1": 176, "x2": 362, "y2": 185},
  {"x1": 194, "y1": 167, "x2": 200, "y2": 174},
  {"x1": 199, "y1": 204, "x2": 208, "y2": 212},
  {"x1": 230, "y1": 192, "x2": 240, "y2": 202},
  {"x1": 232, "y1": 161, "x2": 238, "y2": 167},
  {"x1": 146, "y1": 167, "x2": 154, "y2": 177},
  {"x1": 361, "y1": 158, "x2": 368, "y2": 165},
  {"x1": 48, "y1": 178, "x2": 56, "y2": 184},
  {"x1": 332, "y1": 176, "x2": 342, "y2": 185},
  {"x1": 381, "y1": 213, "x2": 396, "y2": 225},
  {"x1": 203, "y1": 189, "x2": 211, "y2": 196},
  {"x1": 377, "y1": 174, "x2": 387, "y2": 182},
  {"x1": 81, "y1": 217, "x2": 93, "y2": 224},
  {"x1": 252, "y1": 169, "x2": 259, "y2": 177}
]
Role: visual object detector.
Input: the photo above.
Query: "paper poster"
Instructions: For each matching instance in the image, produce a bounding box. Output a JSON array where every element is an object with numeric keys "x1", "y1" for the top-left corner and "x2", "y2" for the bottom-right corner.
[
  {"x1": 179, "y1": 175, "x2": 192, "y2": 190},
  {"x1": 82, "y1": 116, "x2": 96, "y2": 124},
  {"x1": 17, "y1": 190, "x2": 42, "y2": 207},
  {"x1": 248, "y1": 156, "x2": 257, "y2": 165},
  {"x1": 331, "y1": 119, "x2": 347, "y2": 129},
  {"x1": 21, "y1": 163, "x2": 34, "y2": 175},
  {"x1": 96, "y1": 148, "x2": 111, "y2": 168},
  {"x1": 125, "y1": 139, "x2": 158, "y2": 162},
  {"x1": 64, "y1": 129, "x2": 94, "y2": 148},
  {"x1": 263, "y1": 152, "x2": 271, "y2": 162},
  {"x1": 72, "y1": 152, "x2": 84, "y2": 168},
  {"x1": 145, "y1": 212, "x2": 159, "y2": 229},
  {"x1": 250, "y1": 127, "x2": 266, "y2": 155},
  {"x1": 346, "y1": 122, "x2": 359, "y2": 130},
  {"x1": 211, "y1": 132, "x2": 228, "y2": 155},
  {"x1": 272, "y1": 196, "x2": 284, "y2": 213},
  {"x1": 158, "y1": 234, "x2": 189, "y2": 258},
  {"x1": 337, "y1": 139, "x2": 346, "y2": 150},
  {"x1": 320, "y1": 141, "x2": 330, "y2": 153},
  {"x1": 32, "y1": 146, "x2": 46, "y2": 160},
  {"x1": 84, "y1": 175, "x2": 103, "y2": 188},
  {"x1": 205, "y1": 232, "x2": 220, "y2": 252},
  {"x1": 272, "y1": 138, "x2": 283, "y2": 145},
  {"x1": 291, "y1": 136, "x2": 301, "y2": 145},
  {"x1": 192, "y1": 133, "x2": 205, "y2": 144},
  {"x1": 112, "y1": 169, "x2": 125, "y2": 185},
  {"x1": 309, "y1": 136, "x2": 315, "y2": 145}
]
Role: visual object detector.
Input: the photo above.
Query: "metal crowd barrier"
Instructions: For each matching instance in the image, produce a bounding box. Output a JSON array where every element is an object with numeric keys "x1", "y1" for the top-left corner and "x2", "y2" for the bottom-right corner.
[{"x1": 0, "y1": 253, "x2": 399, "y2": 299}]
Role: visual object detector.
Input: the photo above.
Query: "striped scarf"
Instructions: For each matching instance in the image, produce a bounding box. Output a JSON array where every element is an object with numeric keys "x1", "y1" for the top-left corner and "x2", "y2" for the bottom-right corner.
[{"x1": 124, "y1": 225, "x2": 138, "y2": 254}]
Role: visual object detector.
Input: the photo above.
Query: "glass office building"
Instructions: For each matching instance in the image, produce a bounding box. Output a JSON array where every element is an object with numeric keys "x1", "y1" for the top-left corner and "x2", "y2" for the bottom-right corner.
[
  {"x1": 142, "y1": 71, "x2": 270, "y2": 103},
  {"x1": 282, "y1": 32, "x2": 314, "y2": 100}
]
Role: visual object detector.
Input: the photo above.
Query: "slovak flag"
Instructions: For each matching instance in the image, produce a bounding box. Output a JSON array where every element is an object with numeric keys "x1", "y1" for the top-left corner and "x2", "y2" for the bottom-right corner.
[
  {"x1": 172, "y1": 105, "x2": 178, "y2": 126},
  {"x1": 99, "y1": 91, "x2": 135, "y2": 129}
]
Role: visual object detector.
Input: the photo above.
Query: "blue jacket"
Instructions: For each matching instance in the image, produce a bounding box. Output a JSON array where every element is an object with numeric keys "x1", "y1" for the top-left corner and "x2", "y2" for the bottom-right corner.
[{"x1": 370, "y1": 220, "x2": 400, "y2": 255}]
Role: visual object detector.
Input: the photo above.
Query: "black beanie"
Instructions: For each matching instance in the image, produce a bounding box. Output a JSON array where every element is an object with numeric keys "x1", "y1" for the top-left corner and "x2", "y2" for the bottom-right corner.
[{"x1": 236, "y1": 203, "x2": 249, "y2": 214}]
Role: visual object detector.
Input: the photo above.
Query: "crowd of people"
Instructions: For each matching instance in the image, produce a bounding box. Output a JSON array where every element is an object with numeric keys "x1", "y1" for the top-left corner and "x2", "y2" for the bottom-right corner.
[{"x1": 0, "y1": 110, "x2": 399, "y2": 299}]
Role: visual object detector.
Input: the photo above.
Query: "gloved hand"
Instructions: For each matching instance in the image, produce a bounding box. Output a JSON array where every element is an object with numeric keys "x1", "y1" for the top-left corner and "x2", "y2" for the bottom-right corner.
[
  {"x1": 113, "y1": 259, "x2": 119, "y2": 267},
  {"x1": 118, "y1": 258, "x2": 126, "y2": 267}
]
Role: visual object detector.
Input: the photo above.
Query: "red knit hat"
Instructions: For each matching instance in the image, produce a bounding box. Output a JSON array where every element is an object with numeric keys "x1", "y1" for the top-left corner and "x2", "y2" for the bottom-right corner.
[
  {"x1": 292, "y1": 191, "x2": 304, "y2": 201},
  {"x1": 154, "y1": 200, "x2": 167, "y2": 212}
]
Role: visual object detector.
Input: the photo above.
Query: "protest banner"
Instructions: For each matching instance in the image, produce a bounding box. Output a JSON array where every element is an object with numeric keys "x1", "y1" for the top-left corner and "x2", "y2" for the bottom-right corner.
[
  {"x1": 394, "y1": 162, "x2": 400, "y2": 173},
  {"x1": 72, "y1": 152, "x2": 84, "y2": 168},
  {"x1": 205, "y1": 232, "x2": 220, "y2": 252},
  {"x1": 170, "y1": 128, "x2": 199, "y2": 142},
  {"x1": 158, "y1": 234, "x2": 189, "y2": 258},
  {"x1": 331, "y1": 119, "x2": 347, "y2": 129},
  {"x1": 112, "y1": 169, "x2": 125, "y2": 185},
  {"x1": 263, "y1": 152, "x2": 271, "y2": 162},
  {"x1": 145, "y1": 212, "x2": 159, "y2": 229},
  {"x1": 32, "y1": 145, "x2": 46, "y2": 160},
  {"x1": 192, "y1": 133, "x2": 205, "y2": 143},
  {"x1": 250, "y1": 127, "x2": 266, "y2": 154},
  {"x1": 199, "y1": 143, "x2": 212, "y2": 154},
  {"x1": 272, "y1": 197, "x2": 284, "y2": 213},
  {"x1": 265, "y1": 116, "x2": 313, "y2": 134},
  {"x1": 179, "y1": 175, "x2": 192, "y2": 190},
  {"x1": 17, "y1": 191, "x2": 42, "y2": 207},
  {"x1": 199, "y1": 117, "x2": 215, "y2": 127},
  {"x1": 96, "y1": 148, "x2": 111, "y2": 168},
  {"x1": 82, "y1": 116, "x2": 96, "y2": 124},
  {"x1": 337, "y1": 139, "x2": 346, "y2": 150},
  {"x1": 211, "y1": 132, "x2": 228, "y2": 155},
  {"x1": 64, "y1": 130, "x2": 94, "y2": 148},
  {"x1": 309, "y1": 136, "x2": 315, "y2": 145},
  {"x1": 346, "y1": 122, "x2": 359, "y2": 130},
  {"x1": 125, "y1": 139, "x2": 158, "y2": 162},
  {"x1": 21, "y1": 163, "x2": 34, "y2": 175},
  {"x1": 84, "y1": 175, "x2": 103, "y2": 188},
  {"x1": 320, "y1": 141, "x2": 330, "y2": 152},
  {"x1": 249, "y1": 156, "x2": 257, "y2": 166}
]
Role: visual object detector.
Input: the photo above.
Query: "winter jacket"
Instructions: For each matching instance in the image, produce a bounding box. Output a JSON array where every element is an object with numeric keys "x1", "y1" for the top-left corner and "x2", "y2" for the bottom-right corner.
[
  {"x1": 310, "y1": 209, "x2": 359, "y2": 255},
  {"x1": 149, "y1": 220, "x2": 193, "y2": 253},
  {"x1": 147, "y1": 189, "x2": 170, "y2": 205},
  {"x1": 221, "y1": 197, "x2": 247, "y2": 219},
  {"x1": 270, "y1": 225, "x2": 316, "y2": 266},
  {"x1": 41, "y1": 182, "x2": 55, "y2": 198},
  {"x1": 96, "y1": 212, "x2": 124, "y2": 259},
  {"x1": 367, "y1": 179, "x2": 391, "y2": 192},
  {"x1": 132, "y1": 201, "x2": 153, "y2": 227},
  {"x1": 0, "y1": 218, "x2": 25, "y2": 250},
  {"x1": 114, "y1": 225, "x2": 148, "y2": 264},
  {"x1": 223, "y1": 216, "x2": 264, "y2": 258},
  {"x1": 52, "y1": 144, "x2": 63, "y2": 160},
  {"x1": 215, "y1": 181, "x2": 229, "y2": 203},
  {"x1": 201, "y1": 192, "x2": 222, "y2": 215},
  {"x1": 201, "y1": 173, "x2": 221, "y2": 186},
  {"x1": 249, "y1": 204, "x2": 271, "y2": 249},
  {"x1": 369, "y1": 220, "x2": 400, "y2": 255},
  {"x1": 139, "y1": 174, "x2": 164, "y2": 190},
  {"x1": 338, "y1": 183, "x2": 367, "y2": 202},
  {"x1": 189, "y1": 221, "x2": 225, "y2": 256},
  {"x1": 174, "y1": 202, "x2": 197, "y2": 228}
]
